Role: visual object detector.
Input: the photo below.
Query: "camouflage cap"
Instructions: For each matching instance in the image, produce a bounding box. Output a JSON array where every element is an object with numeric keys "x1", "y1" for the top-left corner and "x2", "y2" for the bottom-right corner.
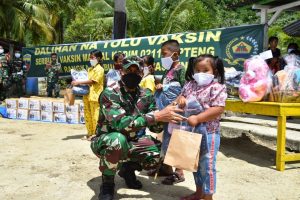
[{"x1": 123, "y1": 60, "x2": 140, "y2": 69}]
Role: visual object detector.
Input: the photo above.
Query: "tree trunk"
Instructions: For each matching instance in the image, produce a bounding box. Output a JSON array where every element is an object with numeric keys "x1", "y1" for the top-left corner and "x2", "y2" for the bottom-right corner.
[{"x1": 113, "y1": 0, "x2": 126, "y2": 39}]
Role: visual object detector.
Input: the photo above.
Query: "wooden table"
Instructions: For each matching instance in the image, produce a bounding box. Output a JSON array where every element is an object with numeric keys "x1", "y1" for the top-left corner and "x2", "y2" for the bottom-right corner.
[{"x1": 225, "y1": 99, "x2": 300, "y2": 171}]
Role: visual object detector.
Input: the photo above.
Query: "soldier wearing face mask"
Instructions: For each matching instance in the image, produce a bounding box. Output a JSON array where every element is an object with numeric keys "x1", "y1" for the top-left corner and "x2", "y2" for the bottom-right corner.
[
  {"x1": 45, "y1": 53, "x2": 61, "y2": 97},
  {"x1": 0, "y1": 46, "x2": 10, "y2": 101},
  {"x1": 11, "y1": 50, "x2": 25, "y2": 97},
  {"x1": 90, "y1": 57, "x2": 185, "y2": 200}
]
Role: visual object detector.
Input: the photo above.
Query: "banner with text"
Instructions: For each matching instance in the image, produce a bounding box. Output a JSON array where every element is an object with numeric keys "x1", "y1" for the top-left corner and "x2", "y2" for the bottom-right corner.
[{"x1": 22, "y1": 24, "x2": 264, "y2": 77}]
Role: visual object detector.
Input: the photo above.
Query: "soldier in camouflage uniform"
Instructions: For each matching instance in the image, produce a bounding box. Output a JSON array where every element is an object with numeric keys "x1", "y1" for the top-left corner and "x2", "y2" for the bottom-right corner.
[
  {"x1": 90, "y1": 58, "x2": 185, "y2": 200},
  {"x1": 0, "y1": 46, "x2": 9, "y2": 101},
  {"x1": 45, "y1": 53, "x2": 61, "y2": 97},
  {"x1": 11, "y1": 51, "x2": 25, "y2": 97}
]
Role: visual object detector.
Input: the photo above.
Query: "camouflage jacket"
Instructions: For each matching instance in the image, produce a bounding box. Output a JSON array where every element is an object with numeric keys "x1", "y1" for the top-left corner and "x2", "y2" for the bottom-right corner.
[
  {"x1": 12, "y1": 69, "x2": 25, "y2": 82},
  {"x1": 96, "y1": 81, "x2": 163, "y2": 140},
  {"x1": 0, "y1": 67, "x2": 9, "y2": 83},
  {"x1": 45, "y1": 63, "x2": 61, "y2": 83},
  {"x1": 12, "y1": 60, "x2": 25, "y2": 82}
]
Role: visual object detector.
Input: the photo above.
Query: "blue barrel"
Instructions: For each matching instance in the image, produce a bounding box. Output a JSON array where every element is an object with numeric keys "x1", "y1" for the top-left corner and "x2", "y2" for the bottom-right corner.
[
  {"x1": 0, "y1": 105, "x2": 7, "y2": 118},
  {"x1": 26, "y1": 77, "x2": 38, "y2": 95}
]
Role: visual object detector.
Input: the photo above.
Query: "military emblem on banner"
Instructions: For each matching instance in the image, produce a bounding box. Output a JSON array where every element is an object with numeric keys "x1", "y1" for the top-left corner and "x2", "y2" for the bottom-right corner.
[
  {"x1": 23, "y1": 54, "x2": 32, "y2": 72},
  {"x1": 224, "y1": 36, "x2": 259, "y2": 68}
]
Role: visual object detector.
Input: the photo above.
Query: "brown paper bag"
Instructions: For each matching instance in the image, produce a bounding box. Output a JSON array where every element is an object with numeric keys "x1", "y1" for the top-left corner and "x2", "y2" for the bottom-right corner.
[
  {"x1": 64, "y1": 88, "x2": 75, "y2": 105},
  {"x1": 164, "y1": 129, "x2": 202, "y2": 172}
]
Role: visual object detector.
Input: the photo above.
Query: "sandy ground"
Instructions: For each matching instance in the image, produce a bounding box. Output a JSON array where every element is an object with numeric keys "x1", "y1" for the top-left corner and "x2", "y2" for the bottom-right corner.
[{"x1": 0, "y1": 118, "x2": 300, "y2": 200}]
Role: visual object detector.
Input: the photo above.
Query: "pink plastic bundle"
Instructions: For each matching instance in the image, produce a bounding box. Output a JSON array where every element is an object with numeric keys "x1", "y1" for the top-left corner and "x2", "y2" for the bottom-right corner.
[{"x1": 239, "y1": 56, "x2": 272, "y2": 102}]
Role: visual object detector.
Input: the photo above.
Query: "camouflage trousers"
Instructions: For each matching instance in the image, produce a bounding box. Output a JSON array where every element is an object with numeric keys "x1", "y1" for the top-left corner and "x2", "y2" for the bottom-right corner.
[
  {"x1": 91, "y1": 132, "x2": 161, "y2": 176},
  {"x1": 14, "y1": 80, "x2": 23, "y2": 97},
  {"x1": 47, "y1": 82, "x2": 60, "y2": 97},
  {"x1": 0, "y1": 82, "x2": 8, "y2": 101}
]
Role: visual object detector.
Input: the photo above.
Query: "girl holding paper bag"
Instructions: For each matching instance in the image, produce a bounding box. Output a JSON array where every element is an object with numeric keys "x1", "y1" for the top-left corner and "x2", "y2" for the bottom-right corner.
[{"x1": 178, "y1": 54, "x2": 227, "y2": 200}]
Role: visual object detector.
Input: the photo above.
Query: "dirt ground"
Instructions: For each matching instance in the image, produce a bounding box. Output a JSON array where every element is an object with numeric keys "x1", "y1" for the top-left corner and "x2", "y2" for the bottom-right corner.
[{"x1": 0, "y1": 118, "x2": 300, "y2": 200}]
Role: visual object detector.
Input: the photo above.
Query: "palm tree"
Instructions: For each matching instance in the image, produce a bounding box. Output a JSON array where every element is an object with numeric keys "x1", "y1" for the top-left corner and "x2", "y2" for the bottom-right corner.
[
  {"x1": 44, "y1": 0, "x2": 90, "y2": 43},
  {"x1": 126, "y1": 0, "x2": 195, "y2": 37},
  {"x1": 89, "y1": 0, "x2": 114, "y2": 31},
  {"x1": 0, "y1": 0, "x2": 56, "y2": 44}
]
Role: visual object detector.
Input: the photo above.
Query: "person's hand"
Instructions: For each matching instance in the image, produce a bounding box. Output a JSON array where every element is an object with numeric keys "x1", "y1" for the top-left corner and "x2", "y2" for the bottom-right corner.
[
  {"x1": 187, "y1": 115, "x2": 199, "y2": 127},
  {"x1": 154, "y1": 105, "x2": 186, "y2": 124},
  {"x1": 71, "y1": 81, "x2": 79, "y2": 86},
  {"x1": 156, "y1": 83, "x2": 163, "y2": 90},
  {"x1": 46, "y1": 63, "x2": 51, "y2": 69},
  {"x1": 177, "y1": 96, "x2": 186, "y2": 109}
]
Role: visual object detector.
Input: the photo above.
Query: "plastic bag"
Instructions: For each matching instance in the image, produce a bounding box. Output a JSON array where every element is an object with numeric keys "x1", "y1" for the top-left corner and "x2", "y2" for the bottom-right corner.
[
  {"x1": 269, "y1": 54, "x2": 300, "y2": 102},
  {"x1": 71, "y1": 69, "x2": 89, "y2": 95},
  {"x1": 239, "y1": 56, "x2": 273, "y2": 102},
  {"x1": 106, "y1": 69, "x2": 121, "y2": 86},
  {"x1": 225, "y1": 68, "x2": 243, "y2": 98},
  {"x1": 72, "y1": 85, "x2": 89, "y2": 96},
  {"x1": 168, "y1": 95, "x2": 204, "y2": 134},
  {"x1": 154, "y1": 81, "x2": 181, "y2": 111}
]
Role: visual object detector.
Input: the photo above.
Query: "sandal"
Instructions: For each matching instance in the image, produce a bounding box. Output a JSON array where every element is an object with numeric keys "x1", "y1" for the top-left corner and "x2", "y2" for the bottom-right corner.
[
  {"x1": 87, "y1": 135, "x2": 95, "y2": 141},
  {"x1": 161, "y1": 172, "x2": 185, "y2": 185},
  {"x1": 81, "y1": 135, "x2": 95, "y2": 141},
  {"x1": 81, "y1": 135, "x2": 88, "y2": 140}
]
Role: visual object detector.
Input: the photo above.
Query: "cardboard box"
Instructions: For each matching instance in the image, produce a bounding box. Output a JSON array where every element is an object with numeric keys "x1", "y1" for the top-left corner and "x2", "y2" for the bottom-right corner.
[
  {"x1": 53, "y1": 113, "x2": 67, "y2": 123},
  {"x1": 29, "y1": 110, "x2": 41, "y2": 121},
  {"x1": 79, "y1": 102, "x2": 84, "y2": 113},
  {"x1": 40, "y1": 100, "x2": 53, "y2": 112},
  {"x1": 17, "y1": 109, "x2": 29, "y2": 120},
  {"x1": 29, "y1": 99, "x2": 41, "y2": 110},
  {"x1": 66, "y1": 112, "x2": 79, "y2": 124},
  {"x1": 53, "y1": 101, "x2": 65, "y2": 113},
  {"x1": 18, "y1": 98, "x2": 29, "y2": 109},
  {"x1": 66, "y1": 104, "x2": 79, "y2": 113},
  {"x1": 6, "y1": 99, "x2": 18, "y2": 109},
  {"x1": 41, "y1": 111, "x2": 53, "y2": 122},
  {"x1": 7, "y1": 109, "x2": 17, "y2": 119},
  {"x1": 79, "y1": 113, "x2": 85, "y2": 124}
]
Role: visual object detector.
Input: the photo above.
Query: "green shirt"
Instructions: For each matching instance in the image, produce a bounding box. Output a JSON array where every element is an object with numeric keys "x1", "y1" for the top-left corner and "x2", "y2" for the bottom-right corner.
[
  {"x1": 46, "y1": 63, "x2": 61, "y2": 83},
  {"x1": 96, "y1": 81, "x2": 163, "y2": 140}
]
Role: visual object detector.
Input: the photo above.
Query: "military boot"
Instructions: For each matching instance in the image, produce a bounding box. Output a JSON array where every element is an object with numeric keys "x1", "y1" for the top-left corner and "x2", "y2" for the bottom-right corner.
[
  {"x1": 118, "y1": 161, "x2": 143, "y2": 189},
  {"x1": 99, "y1": 175, "x2": 115, "y2": 200}
]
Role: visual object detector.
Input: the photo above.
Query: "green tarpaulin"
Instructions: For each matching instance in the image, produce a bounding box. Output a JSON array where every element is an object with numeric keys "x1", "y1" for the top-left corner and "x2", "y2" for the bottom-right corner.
[{"x1": 22, "y1": 24, "x2": 264, "y2": 77}]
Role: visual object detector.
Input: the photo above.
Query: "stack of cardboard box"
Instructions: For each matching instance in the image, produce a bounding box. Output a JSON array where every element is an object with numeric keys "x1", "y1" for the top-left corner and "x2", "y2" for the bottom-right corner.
[
  {"x1": 41, "y1": 99, "x2": 53, "y2": 122},
  {"x1": 5, "y1": 97, "x2": 84, "y2": 124},
  {"x1": 6, "y1": 99, "x2": 18, "y2": 119}
]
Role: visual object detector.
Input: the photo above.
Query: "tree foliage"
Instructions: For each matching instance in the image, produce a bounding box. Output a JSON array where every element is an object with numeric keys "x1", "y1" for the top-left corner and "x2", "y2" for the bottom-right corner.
[
  {"x1": 64, "y1": 6, "x2": 112, "y2": 43},
  {"x1": 1, "y1": 0, "x2": 299, "y2": 47},
  {"x1": 268, "y1": 12, "x2": 300, "y2": 54},
  {"x1": 0, "y1": 0, "x2": 56, "y2": 44},
  {"x1": 64, "y1": 0, "x2": 113, "y2": 42},
  {"x1": 126, "y1": 0, "x2": 196, "y2": 37}
]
